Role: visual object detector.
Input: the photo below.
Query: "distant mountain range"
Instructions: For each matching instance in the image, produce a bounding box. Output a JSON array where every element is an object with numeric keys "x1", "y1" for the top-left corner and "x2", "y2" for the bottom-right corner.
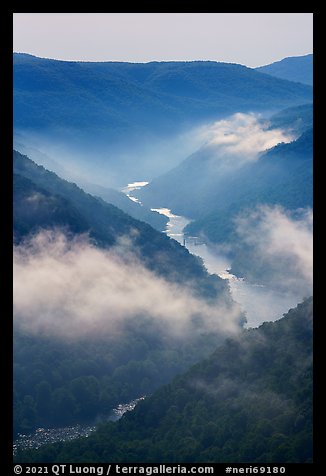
[
  {"x1": 14, "y1": 53, "x2": 313, "y2": 186},
  {"x1": 16, "y1": 297, "x2": 312, "y2": 463},
  {"x1": 256, "y1": 54, "x2": 313, "y2": 86},
  {"x1": 137, "y1": 104, "x2": 313, "y2": 245},
  {"x1": 14, "y1": 53, "x2": 312, "y2": 135},
  {"x1": 13, "y1": 51, "x2": 314, "y2": 464}
]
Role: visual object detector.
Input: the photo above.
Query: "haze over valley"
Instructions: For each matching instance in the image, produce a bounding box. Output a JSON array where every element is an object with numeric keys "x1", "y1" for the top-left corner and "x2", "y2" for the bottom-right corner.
[{"x1": 13, "y1": 14, "x2": 313, "y2": 464}]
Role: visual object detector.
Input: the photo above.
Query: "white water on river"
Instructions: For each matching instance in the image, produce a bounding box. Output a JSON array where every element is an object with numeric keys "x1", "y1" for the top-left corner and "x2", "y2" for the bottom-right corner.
[
  {"x1": 126, "y1": 183, "x2": 300, "y2": 328},
  {"x1": 13, "y1": 183, "x2": 302, "y2": 454}
]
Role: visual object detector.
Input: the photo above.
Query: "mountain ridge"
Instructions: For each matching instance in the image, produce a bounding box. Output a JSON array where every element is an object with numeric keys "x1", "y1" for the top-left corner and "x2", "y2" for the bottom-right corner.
[
  {"x1": 14, "y1": 52, "x2": 313, "y2": 187},
  {"x1": 13, "y1": 149, "x2": 228, "y2": 296},
  {"x1": 13, "y1": 150, "x2": 242, "y2": 437},
  {"x1": 256, "y1": 54, "x2": 313, "y2": 86},
  {"x1": 137, "y1": 124, "x2": 312, "y2": 237}
]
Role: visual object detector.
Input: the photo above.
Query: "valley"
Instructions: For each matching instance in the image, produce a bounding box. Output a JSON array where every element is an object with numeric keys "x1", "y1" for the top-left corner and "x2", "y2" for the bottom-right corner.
[
  {"x1": 124, "y1": 184, "x2": 303, "y2": 328},
  {"x1": 12, "y1": 45, "x2": 313, "y2": 464}
]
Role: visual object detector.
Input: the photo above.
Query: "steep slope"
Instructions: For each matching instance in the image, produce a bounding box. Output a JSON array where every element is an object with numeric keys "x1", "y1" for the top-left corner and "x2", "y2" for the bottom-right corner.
[
  {"x1": 13, "y1": 139, "x2": 168, "y2": 231},
  {"x1": 14, "y1": 151, "x2": 242, "y2": 436},
  {"x1": 79, "y1": 181, "x2": 167, "y2": 231},
  {"x1": 267, "y1": 103, "x2": 313, "y2": 135},
  {"x1": 14, "y1": 53, "x2": 312, "y2": 186},
  {"x1": 137, "y1": 113, "x2": 312, "y2": 243},
  {"x1": 13, "y1": 173, "x2": 89, "y2": 242},
  {"x1": 13, "y1": 150, "x2": 213, "y2": 291},
  {"x1": 14, "y1": 53, "x2": 312, "y2": 136},
  {"x1": 185, "y1": 128, "x2": 313, "y2": 244},
  {"x1": 256, "y1": 54, "x2": 313, "y2": 86},
  {"x1": 17, "y1": 298, "x2": 312, "y2": 463}
]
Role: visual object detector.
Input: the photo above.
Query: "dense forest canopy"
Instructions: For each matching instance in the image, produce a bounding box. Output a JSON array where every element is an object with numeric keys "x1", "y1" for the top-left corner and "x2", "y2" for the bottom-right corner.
[
  {"x1": 255, "y1": 54, "x2": 313, "y2": 86},
  {"x1": 13, "y1": 150, "x2": 243, "y2": 437},
  {"x1": 13, "y1": 51, "x2": 313, "y2": 465},
  {"x1": 15, "y1": 298, "x2": 312, "y2": 463},
  {"x1": 13, "y1": 53, "x2": 313, "y2": 187},
  {"x1": 14, "y1": 54, "x2": 312, "y2": 136}
]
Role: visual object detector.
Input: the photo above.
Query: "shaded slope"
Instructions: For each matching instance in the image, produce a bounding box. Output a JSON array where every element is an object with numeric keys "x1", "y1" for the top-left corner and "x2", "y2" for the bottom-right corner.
[
  {"x1": 267, "y1": 103, "x2": 313, "y2": 135},
  {"x1": 13, "y1": 173, "x2": 89, "y2": 242},
  {"x1": 13, "y1": 151, "x2": 242, "y2": 436},
  {"x1": 79, "y1": 181, "x2": 168, "y2": 232},
  {"x1": 185, "y1": 128, "x2": 312, "y2": 244},
  {"x1": 13, "y1": 138, "x2": 168, "y2": 231},
  {"x1": 13, "y1": 150, "x2": 227, "y2": 297},
  {"x1": 14, "y1": 54, "x2": 312, "y2": 187},
  {"x1": 137, "y1": 123, "x2": 312, "y2": 245},
  {"x1": 256, "y1": 54, "x2": 313, "y2": 86},
  {"x1": 14, "y1": 53, "x2": 312, "y2": 138},
  {"x1": 17, "y1": 298, "x2": 312, "y2": 463}
]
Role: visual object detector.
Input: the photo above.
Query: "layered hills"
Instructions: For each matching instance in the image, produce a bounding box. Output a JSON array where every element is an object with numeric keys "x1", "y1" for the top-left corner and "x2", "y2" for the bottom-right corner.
[
  {"x1": 14, "y1": 53, "x2": 313, "y2": 186},
  {"x1": 13, "y1": 150, "x2": 241, "y2": 436},
  {"x1": 16, "y1": 298, "x2": 313, "y2": 463},
  {"x1": 14, "y1": 53, "x2": 312, "y2": 135},
  {"x1": 137, "y1": 104, "x2": 313, "y2": 245},
  {"x1": 256, "y1": 54, "x2": 313, "y2": 86}
]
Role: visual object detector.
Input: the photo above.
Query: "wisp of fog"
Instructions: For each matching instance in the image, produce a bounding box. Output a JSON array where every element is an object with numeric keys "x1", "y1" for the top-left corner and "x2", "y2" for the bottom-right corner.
[
  {"x1": 197, "y1": 112, "x2": 294, "y2": 170},
  {"x1": 234, "y1": 205, "x2": 313, "y2": 297},
  {"x1": 13, "y1": 230, "x2": 242, "y2": 340}
]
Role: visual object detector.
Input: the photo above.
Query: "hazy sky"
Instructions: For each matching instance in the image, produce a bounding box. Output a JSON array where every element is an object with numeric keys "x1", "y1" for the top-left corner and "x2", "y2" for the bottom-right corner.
[{"x1": 13, "y1": 13, "x2": 313, "y2": 67}]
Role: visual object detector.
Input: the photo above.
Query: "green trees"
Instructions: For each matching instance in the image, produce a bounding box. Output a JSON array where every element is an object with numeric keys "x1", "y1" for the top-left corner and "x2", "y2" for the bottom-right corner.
[
  {"x1": 13, "y1": 150, "x2": 238, "y2": 436},
  {"x1": 16, "y1": 298, "x2": 313, "y2": 463},
  {"x1": 35, "y1": 381, "x2": 52, "y2": 420}
]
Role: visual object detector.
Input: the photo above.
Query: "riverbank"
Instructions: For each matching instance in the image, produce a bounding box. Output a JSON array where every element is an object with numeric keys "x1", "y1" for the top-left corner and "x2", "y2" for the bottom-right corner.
[
  {"x1": 151, "y1": 205, "x2": 301, "y2": 328},
  {"x1": 118, "y1": 176, "x2": 303, "y2": 329},
  {"x1": 13, "y1": 397, "x2": 145, "y2": 455}
]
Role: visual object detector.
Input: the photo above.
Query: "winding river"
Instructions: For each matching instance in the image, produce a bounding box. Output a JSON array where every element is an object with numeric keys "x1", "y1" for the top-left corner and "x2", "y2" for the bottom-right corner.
[
  {"x1": 125, "y1": 182, "x2": 301, "y2": 329},
  {"x1": 13, "y1": 182, "x2": 302, "y2": 455}
]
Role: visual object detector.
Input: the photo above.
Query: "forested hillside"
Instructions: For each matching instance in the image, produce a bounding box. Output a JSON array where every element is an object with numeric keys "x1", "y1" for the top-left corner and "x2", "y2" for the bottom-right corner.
[
  {"x1": 16, "y1": 298, "x2": 312, "y2": 463},
  {"x1": 13, "y1": 150, "x2": 242, "y2": 436},
  {"x1": 256, "y1": 54, "x2": 313, "y2": 85},
  {"x1": 14, "y1": 53, "x2": 313, "y2": 186},
  {"x1": 13, "y1": 150, "x2": 224, "y2": 292},
  {"x1": 14, "y1": 54, "x2": 312, "y2": 137},
  {"x1": 185, "y1": 127, "x2": 312, "y2": 244},
  {"x1": 137, "y1": 112, "x2": 312, "y2": 247},
  {"x1": 13, "y1": 47, "x2": 314, "y2": 465}
]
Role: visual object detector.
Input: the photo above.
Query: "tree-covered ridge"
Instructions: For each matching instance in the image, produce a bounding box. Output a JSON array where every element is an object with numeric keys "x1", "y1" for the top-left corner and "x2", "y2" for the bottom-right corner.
[
  {"x1": 184, "y1": 127, "x2": 312, "y2": 245},
  {"x1": 13, "y1": 173, "x2": 90, "y2": 242},
  {"x1": 137, "y1": 121, "x2": 312, "y2": 246},
  {"x1": 13, "y1": 140, "x2": 168, "y2": 231},
  {"x1": 13, "y1": 150, "x2": 226, "y2": 296},
  {"x1": 16, "y1": 298, "x2": 312, "y2": 463},
  {"x1": 14, "y1": 53, "x2": 312, "y2": 138},
  {"x1": 14, "y1": 150, "x2": 241, "y2": 436},
  {"x1": 255, "y1": 54, "x2": 313, "y2": 86},
  {"x1": 267, "y1": 103, "x2": 313, "y2": 135}
]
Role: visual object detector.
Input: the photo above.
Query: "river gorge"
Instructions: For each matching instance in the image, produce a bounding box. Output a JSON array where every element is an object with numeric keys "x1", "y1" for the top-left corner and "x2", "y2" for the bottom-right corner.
[{"x1": 124, "y1": 182, "x2": 302, "y2": 329}]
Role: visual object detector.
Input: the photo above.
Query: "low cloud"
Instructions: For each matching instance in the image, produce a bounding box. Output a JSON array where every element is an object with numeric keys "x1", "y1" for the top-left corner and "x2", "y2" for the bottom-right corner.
[
  {"x1": 234, "y1": 205, "x2": 313, "y2": 297},
  {"x1": 199, "y1": 113, "x2": 294, "y2": 168},
  {"x1": 13, "y1": 230, "x2": 242, "y2": 340}
]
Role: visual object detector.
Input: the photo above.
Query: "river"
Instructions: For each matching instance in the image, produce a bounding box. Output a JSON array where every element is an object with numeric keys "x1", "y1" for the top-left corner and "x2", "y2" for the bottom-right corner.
[
  {"x1": 128, "y1": 182, "x2": 301, "y2": 329},
  {"x1": 14, "y1": 182, "x2": 301, "y2": 455}
]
